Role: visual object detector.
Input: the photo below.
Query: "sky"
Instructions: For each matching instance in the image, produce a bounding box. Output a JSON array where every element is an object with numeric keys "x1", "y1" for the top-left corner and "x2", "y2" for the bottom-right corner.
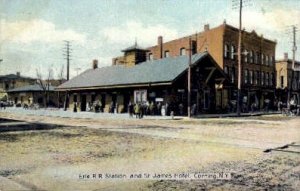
[{"x1": 1, "y1": 0, "x2": 300, "y2": 79}]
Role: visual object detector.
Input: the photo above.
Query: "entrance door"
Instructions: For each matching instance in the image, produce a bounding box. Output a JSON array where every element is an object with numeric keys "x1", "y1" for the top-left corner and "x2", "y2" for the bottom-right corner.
[
  {"x1": 123, "y1": 93, "x2": 130, "y2": 112},
  {"x1": 204, "y1": 90, "x2": 210, "y2": 109},
  {"x1": 81, "y1": 94, "x2": 86, "y2": 111}
]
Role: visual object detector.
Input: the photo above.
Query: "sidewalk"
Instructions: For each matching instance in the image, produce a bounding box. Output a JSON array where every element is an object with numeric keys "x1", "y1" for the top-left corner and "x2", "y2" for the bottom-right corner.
[{"x1": 0, "y1": 107, "x2": 282, "y2": 120}]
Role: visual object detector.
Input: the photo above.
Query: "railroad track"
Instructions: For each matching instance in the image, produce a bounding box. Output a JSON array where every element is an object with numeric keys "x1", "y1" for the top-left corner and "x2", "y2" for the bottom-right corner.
[{"x1": 264, "y1": 142, "x2": 300, "y2": 154}]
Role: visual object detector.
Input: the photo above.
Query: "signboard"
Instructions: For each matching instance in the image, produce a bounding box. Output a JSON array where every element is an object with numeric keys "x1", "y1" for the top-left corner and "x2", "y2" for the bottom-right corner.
[
  {"x1": 155, "y1": 98, "x2": 163, "y2": 102},
  {"x1": 134, "y1": 90, "x2": 147, "y2": 103}
]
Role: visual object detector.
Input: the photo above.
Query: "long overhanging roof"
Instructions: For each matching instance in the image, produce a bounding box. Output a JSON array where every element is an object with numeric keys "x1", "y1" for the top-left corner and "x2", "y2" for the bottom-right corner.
[
  {"x1": 7, "y1": 84, "x2": 55, "y2": 93},
  {"x1": 56, "y1": 52, "x2": 224, "y2": 91}
]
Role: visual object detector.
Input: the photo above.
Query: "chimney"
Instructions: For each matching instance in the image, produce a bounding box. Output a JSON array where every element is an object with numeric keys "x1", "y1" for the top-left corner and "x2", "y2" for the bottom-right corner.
[
  {"x1": 204, "y1": 24, "x2": 210, "y2": 31},
  {"x1": 92, "y1": 59, "x2": 98, "y2": 69},
  {"x1": 158, "y1": 36, "x2": 163, "y2": 59},
  {"x1": 16, "y1": 72, "x2": 20, "y2": 77},
  {"x1": 284, "y1": 53, "x2": 288, "y2": 60}
]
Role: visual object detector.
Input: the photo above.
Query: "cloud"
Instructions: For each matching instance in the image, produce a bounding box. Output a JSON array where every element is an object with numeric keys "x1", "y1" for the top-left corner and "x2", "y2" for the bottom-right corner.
[
  {"x1": 0, "y1": 19, "x2": 86, "y2": 44},
  {"x1": 101, "y1": 21, "x2": 178, "y2": 47}
]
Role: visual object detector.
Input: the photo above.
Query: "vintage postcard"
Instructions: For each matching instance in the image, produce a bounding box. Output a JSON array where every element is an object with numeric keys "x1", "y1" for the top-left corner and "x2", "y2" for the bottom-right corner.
[{"x1": 0, "y1": 0, "x2": 299, "y2": 190}]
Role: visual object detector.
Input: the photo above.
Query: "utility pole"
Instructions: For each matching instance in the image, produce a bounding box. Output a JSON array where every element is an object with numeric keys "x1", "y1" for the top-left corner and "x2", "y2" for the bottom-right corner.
[
  {"x1": 287, "y1": 25, "x2": 297, "y2": 108},
  {"x1": 63, "y1": 41, "x2": 71, "y2": 81},
  {"x1": 63, "y1": 41, "x2": 71, "y2": 111},
  {"x1": 237, "y1": 0, "x2": 242, "y2": 117},
  {"x1": 233, "y1": 0, "x2": 251, "y2": 116},
  {"x1": 187, "y1": 36, "x2": 192, "y2": 118}
]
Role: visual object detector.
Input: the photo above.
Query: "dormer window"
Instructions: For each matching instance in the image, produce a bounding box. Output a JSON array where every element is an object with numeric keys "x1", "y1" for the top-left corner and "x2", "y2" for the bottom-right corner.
[{"x1": 180, "y1": 48, "x2": 186, "y2": 56}]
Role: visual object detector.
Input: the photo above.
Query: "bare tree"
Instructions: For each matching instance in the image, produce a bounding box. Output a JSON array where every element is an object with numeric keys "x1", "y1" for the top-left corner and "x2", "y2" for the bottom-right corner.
[
  {"x1": 57, "y1": 64, "x2": 65, "y2": 85},
  {"x1": 36, "y1": 68, "x2": 53, "y2": 108}
]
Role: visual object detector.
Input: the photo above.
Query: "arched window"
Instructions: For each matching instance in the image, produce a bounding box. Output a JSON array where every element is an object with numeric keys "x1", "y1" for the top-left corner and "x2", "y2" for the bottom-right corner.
[
  {"x1": 224, "y1": 66, "x2": 229, "y2": 74},
  {"x1": 231, "y1": 67, "x2": 235, "y2": 83},
  {"x1": 266, "y1": 72, "x2": 269, "y2": 86},
  {"x1": 249, "y1": 70, "x2": 253, "y2": 84},
  {"x1": 224, "y1": 44, "x2": 229, "y2": 58},
  {"x1": 261, "y1": 72, "x2": 265, "y2": 85},
  {"x1": 231, "y1": 45, "x2": 235, "y2": 60},
  {"x1": 180, "y1": 48, "x2": 186, "y2": 56},
  {"x1": 256, "y1": 71, "x2": 260, "y2": 85},
  {"x1": 250, "y1": 50, "x2": 254, "y2": 63},
  {"x1": 261, "y1": 54, "x2": 265, "y2": 65},
  {"x1": 244, "y1": 69, "x2": 249, "y2": 84},
  {"x1": 270, "y1": 56, "x2": 274, "y2": 66},
  {"x1": 244, "y1": 49, "x2": 248, "y2": 63},
  {"x1": 270, "y1": 73, "x2": 274, "y2": 86},
  {"x1": 254, "y1": 52, "x2": 259, "y2": 64},
  {"x1": 266, "y1": 55, "x2": 269, "y2": 66}
]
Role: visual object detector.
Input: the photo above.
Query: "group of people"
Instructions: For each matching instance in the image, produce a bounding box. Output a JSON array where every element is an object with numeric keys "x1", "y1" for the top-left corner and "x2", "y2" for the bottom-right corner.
[
  {"x1": 128, "y1": 101, "x2": 171, "y2": 118},
  {"x1": 127, "y1": 101, "x2": 198, "y2": 118}
]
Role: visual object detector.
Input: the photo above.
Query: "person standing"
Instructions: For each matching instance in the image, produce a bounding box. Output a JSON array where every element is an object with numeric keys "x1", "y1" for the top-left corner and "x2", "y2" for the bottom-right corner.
[
  {"x1": 134, "y1": 103, "x2": 140, "y2": 118},
  {"x1": 128, "y1": 102, "x2": 133, "y2": 117}
]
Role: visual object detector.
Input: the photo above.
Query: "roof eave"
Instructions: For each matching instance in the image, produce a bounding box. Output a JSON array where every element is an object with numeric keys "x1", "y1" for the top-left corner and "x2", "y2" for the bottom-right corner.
[{"x1": 55, "y1": 81, "x2": 173, "y2": 91}]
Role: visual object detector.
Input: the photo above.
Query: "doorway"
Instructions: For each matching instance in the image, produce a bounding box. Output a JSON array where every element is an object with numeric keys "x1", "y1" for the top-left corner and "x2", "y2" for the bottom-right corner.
[{"x1": 81, "y1": 94, "x2": 86, "y2": 111}]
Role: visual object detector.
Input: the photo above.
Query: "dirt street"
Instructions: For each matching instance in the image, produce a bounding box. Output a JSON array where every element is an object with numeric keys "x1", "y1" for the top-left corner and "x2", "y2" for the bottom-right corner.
[{"x1": 0, "y1": 111, "x2": 299, "y2": 190}]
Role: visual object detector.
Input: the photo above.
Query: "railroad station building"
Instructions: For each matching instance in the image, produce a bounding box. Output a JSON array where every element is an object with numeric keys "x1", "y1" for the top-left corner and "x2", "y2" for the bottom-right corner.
[{"x1": 56, "y1": 52, "x2": 229, "y2": 114}]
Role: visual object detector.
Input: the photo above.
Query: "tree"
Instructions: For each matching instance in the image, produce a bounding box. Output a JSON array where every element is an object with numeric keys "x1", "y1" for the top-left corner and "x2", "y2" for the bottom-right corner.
[
  {"x1": 36, "y1": 68, "x2": 53, "y2": 108},
  {"x1": 57, "y1": 64, "x2": 65, "y2": 85}
]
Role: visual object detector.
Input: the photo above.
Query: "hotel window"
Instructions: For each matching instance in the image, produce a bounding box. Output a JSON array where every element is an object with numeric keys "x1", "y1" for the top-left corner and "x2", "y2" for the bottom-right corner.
[
  {"x1": 261, "y1": 72, "x2": 265, "y2": 86},
  {"x1": 164, "y1": 50, "x2": 170, "y2": 58},
  {"x1": 256, "y1": 71, "x2": 260, "y2": 85},
  {"x1": 224, "y1": 66, "x2": 229, "y2": 74},
  {"x1": 266, "y1": 72, "x2": 269, "y2": 86},
  {"x1": 266, "y1": 55, "x2": 269, "y2": 66},
  {"x1": 250, "y1": 50, "x2": 254, "y2": 63},
  {"x1": 224, "y1": 44, "x2": 229, "y2": 58},
  {"x1": 149, "y1": 53, "x2": 153, "y2": 60},
  {"x1": 249, "y1": 70, "x2": 253, "y2": 84},
  {"x1": 230, "y1": 45, "x2": 235, "y2": 60},
  {"x1": 270, "y1": 73, "x2": 274, "y2": 86},
  {"x1": 254, "y1": 52, "x2": 259, "y2": 64},
  {"x1": 230, "y1": 67, "x2": 235, "y2": 83},
  {"x1": 244, "y1": 49, "x2": 248, "y2": 63},
  {"x1": 271, "y1": 56, "x2": 274, "y2": 66},
  {"x1": 261, "y1": 54, "x2": 265, "y2": 65},
  {"x1": 180, "y1": 48, "x2": 186, "y2": 56},
  {"x1": 244, "y1": 69, "x2": 249, "y2": 84}
]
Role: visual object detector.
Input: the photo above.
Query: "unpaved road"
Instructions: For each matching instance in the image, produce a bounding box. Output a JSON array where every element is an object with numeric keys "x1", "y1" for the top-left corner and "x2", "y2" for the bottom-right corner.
[{"x1": 0, "y1": 111, "x2": 299, "y2": 190}]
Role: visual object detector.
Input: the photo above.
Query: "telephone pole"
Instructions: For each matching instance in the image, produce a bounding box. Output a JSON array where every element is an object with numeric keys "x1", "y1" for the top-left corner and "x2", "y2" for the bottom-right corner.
[
  {"x1": 63, "y1": 41, "x2": 72, "y2": 81},
  {"x1": 237, "y1": 0, "x2": 242, "y2": 117},
  {"x1": 232, "y1": 0, "x2": 251, "y2": 116},
  {"x1": 187, "y1": 36, "x2": 192, "y2": 118},
  {"x1": 287, "y1": 25, "x2": 297, "y2": 107}
]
